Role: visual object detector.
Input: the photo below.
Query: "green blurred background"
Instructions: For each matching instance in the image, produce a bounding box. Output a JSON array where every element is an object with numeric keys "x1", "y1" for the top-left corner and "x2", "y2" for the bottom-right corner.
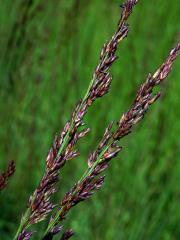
[{"x1": 0, "y1": 0, "x2": 179, "y2": 239}]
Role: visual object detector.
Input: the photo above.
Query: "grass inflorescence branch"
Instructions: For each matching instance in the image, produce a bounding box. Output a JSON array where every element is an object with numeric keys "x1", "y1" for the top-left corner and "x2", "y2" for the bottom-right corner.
[
  {"x1": 11, "y1": 0, "x2": 180, "y2": 239},
  {"x1": 13, "y1": 1, "x2": 139, "y2": 239},
  {"x1": 0, "y1": 160, "x2": 15, "y2": 191},
  {"x1": 42, "y1": 44, "x2": 180, "y2": 239}
]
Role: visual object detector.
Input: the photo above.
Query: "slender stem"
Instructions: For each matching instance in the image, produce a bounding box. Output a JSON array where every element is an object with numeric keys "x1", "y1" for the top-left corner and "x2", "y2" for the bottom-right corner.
[
  {"x1": 13, "y1": 208, "x2": 31, "y2": 240},
  {"x1": 13, "y1": 225, "x2": 23, "y2": 240},
  {"x1": 82, "y1": 77, "x2": 94, "y2": 102}
]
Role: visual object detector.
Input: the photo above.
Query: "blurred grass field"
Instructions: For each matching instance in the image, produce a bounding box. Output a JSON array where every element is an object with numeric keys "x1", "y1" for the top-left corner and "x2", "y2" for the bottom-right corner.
[{"x1": 0, "y1": 0, "x2": 180, "y2": 239}]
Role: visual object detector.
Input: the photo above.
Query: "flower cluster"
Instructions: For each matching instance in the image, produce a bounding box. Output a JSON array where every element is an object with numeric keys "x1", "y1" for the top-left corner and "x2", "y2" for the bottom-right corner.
[
  {"x1": 12, "y1": 0, "x2": 179, "y2": 239},
  {"x1": 14, "y1": 1, "x2": 139, "y2": 239},
  {"x1": 0, "y1": 160, "x2": 15, "y2": 191}
]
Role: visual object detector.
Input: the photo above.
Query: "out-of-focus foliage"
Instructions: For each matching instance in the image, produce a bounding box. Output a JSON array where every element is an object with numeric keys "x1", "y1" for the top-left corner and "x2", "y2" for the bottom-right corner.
[{"x1": 0, "y1": 0, "x2": 179, "y2": 239}]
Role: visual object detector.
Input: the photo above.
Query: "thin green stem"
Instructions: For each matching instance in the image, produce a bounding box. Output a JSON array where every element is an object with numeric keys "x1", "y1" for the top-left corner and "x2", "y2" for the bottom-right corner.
[{"x1": 13, "y1": 208, "x2": 31, "y2": 240}]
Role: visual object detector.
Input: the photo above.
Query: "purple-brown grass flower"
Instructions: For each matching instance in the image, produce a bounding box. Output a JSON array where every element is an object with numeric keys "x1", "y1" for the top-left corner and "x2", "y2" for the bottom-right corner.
[
  {"x1": 60, "y1": 229, "x2": 74, "y2": 240},
  {"x1": 0, "y1": 160, "x2": 15, "y2": 191},
  {"x1": 17, "y1": 230, "x2": 32, "y2": 240}
]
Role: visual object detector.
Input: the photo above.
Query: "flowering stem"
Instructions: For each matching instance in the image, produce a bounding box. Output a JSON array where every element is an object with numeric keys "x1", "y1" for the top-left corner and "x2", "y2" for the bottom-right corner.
[
  {"x1": 13, "y1": 1, "x2": 140, "y2": 238},
  {"x1": 13, "y1": 76, "x2": 96, "y2": 239},
  {"x1": 43, "y1": 43, "x2": 180, "y2": 237}
]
